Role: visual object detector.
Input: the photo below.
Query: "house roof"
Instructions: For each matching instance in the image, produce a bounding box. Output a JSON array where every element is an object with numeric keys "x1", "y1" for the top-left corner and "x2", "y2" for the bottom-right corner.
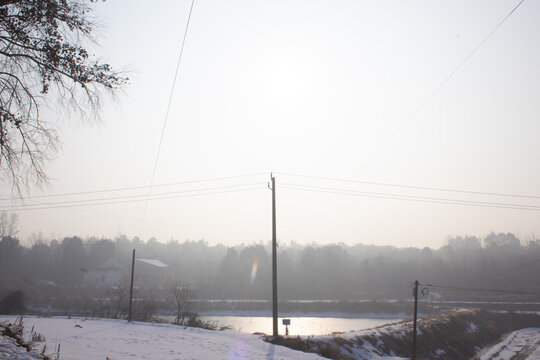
[{"x1": 136, "y1": 258, "x2": 169, "y2": 268}]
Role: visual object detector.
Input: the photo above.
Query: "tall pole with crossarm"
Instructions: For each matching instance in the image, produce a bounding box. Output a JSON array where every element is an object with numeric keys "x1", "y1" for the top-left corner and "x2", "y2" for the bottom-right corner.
[
  {"x1": 412, "y1": 280, "x2": 419, "y2": 359},
  {"x1": 270, "y1": 174, "x2": 278, "y2": 337}
]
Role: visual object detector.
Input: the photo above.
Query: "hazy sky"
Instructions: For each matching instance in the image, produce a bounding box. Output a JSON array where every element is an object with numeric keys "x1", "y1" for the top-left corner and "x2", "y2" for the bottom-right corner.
[{"x1": 2, "y1": 0, "x2": 539, "y2": 248}]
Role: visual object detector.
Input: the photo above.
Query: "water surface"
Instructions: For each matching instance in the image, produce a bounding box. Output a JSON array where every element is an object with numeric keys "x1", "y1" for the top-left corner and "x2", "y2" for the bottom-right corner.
[{"x1": 204, "y1": 316, "x2": 403, "y2": 335}]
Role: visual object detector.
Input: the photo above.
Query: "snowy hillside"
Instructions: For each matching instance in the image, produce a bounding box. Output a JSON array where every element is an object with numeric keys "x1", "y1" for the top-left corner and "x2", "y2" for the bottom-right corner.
[
  {"x1": 478, "y1": 328, "x2": 540, "y2": 360},
  {"x1": 0, "y1": 333, "x2": 42, "y2": 360},
  {"x1": 268, "y1": 310, "x2": 540, "y2": 360},
  {"x1": 1, "y1": 316, "x2": 323, "y2": 360},
  {"x1": 3, "y1": 314, "x2": 540, "y2": 359}
]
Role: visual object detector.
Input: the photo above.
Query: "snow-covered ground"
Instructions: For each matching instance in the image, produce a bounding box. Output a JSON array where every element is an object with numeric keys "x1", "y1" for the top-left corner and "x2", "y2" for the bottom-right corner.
[
  {"x1": 4, "y1": 316, "x2": 540, "y2": 359},
  {"x1": 308, "y1": 319, "x2": 410, "y2": 359},
  {"x1": 0, "y1": 316, "x2": 324, "y2": 360},
  {"x1": 478, "y1": 328, "x2": 540, "y2": 360},
  {"x1": 0, "y1": 332, "x2": 42, "y2": 360}
]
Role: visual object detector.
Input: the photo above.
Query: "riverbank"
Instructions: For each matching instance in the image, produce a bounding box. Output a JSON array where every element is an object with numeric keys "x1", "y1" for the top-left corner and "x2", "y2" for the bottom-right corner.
[
  {"x1": 267, "y1": 310, "x2": 540, "y2": 360},
  {"x1": 475, "y1": 327, "x2": 540, "y2": 359},
  {"x1": 191, "y1": 298, "x2": 540, "y2": 317},
  {"x1": 191, "y1": 299, "x2": 431, "y2": 317}
]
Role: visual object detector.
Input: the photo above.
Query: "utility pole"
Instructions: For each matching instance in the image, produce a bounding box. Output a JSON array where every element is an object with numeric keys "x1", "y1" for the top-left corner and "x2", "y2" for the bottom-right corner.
[
  {"x1": 412, "y1": 280, "x2": 419, "y2": 360},
  {"x1": 270, "y1": 173, "x2": 278, "y2": 337},
  {"x1": 128, "y1": 249, "x2": 136, "y2": 322}
]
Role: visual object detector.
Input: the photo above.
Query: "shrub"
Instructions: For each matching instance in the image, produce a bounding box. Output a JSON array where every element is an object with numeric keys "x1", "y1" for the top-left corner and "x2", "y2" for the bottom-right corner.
[
  {"x1": 131, "y1": 299, "x2": 157, "y2": 322},
  {"x1": 0, "y1": 290, "x2": 26, "y2": 315},
  {"x1": 185, "y1": 312, "x2": 220, "y2": 330},
  {"x1": 0, "y1": 316, "x2": 31, "y2": 351}
]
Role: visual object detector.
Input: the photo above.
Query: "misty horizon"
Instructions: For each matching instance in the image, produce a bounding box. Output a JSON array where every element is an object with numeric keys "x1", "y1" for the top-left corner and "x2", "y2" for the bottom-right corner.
[{"x1": 1, "y1": 0, "x2": 539, "y2": 249}]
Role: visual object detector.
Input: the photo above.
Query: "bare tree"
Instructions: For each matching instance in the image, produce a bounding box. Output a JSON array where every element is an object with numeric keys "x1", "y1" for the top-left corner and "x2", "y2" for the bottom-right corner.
[
  {"x1": 106, "y1": 282, "x2": 127, "y2": 319},
  {"x1": 0, "y1": 210, "x2": 18, "y2": 238},
  {"x1": 0, "y1": 0, "x2": 127, "y2": 193},
  {"x1": 170, "y1": 282, "x2": 193, "y2": 325}
]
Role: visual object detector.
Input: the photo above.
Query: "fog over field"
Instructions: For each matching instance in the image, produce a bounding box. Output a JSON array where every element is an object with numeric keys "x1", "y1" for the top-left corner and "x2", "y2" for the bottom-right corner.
[{"x1": 2, "y1": 228, "x2": 539, "y2": 317}]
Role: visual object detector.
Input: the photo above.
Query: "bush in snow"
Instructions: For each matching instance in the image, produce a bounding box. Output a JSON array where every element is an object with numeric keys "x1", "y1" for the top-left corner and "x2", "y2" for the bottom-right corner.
[{"x1": 0, "y1": 290, "x2": 25, "y2": 315}]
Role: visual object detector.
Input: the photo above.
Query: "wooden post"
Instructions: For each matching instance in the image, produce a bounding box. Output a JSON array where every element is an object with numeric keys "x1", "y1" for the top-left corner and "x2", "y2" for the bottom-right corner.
[
  {"x1": 128, "y1": 249, "x2": 135, "y2": 322},
  {"x1": 412, "y1": 280, "x2": 419, "y2": 360}
]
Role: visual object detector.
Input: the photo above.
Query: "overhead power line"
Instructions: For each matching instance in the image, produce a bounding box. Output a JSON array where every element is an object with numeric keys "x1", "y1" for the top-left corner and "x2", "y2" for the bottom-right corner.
[
  {"x1": 345, "y1": 0, "x2": 527, "y2": 184},
  {"x1": 147, "y1": 0, "x2": 196, "y2": 190},
  {"x1": 276, "y1": 172, "x2": 540, "y2": 200},
  {"x1": 280, "y1": 183, "x2": 540, "y2": 211},
  {"x1": 1, "y1": 185, "x2": 264, "y2": 212},
  {"x1": 394, "y1": 0, "x2": 527, "y2": 133},
  {"x1": 140, "y1": 0, "x2": 196, "y2": 233},
  {"x1": 0, "y1": 173, "x2": 267, "y2": 202},
  {"x1": 0, "y1": 182, "x2": 264, "y2": 210}
]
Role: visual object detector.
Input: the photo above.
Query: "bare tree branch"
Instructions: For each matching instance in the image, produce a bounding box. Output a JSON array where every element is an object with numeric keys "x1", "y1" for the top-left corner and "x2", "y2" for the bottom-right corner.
[{"x1": 0, "y1": 0, "x2": 128, "y2": 195}]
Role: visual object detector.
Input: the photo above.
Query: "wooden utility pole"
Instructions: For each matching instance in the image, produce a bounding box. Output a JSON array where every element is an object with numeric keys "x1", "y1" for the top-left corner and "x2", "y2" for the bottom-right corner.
[
  {"x1": 270, "y1": 174, "x2": 278, "y2": 337},
  {"x1": 128, "y1": 249, "x2": 136, "y2": 322},
  {"x1": 412, "y1": 280, "x2": 419, "y2": 360}
]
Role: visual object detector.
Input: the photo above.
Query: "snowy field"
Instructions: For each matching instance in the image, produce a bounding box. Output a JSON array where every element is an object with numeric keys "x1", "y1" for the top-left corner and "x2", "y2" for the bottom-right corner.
[
  {"x1": 0, "y1": 316, "x2": 324, "y2": 360},
  {"x1": 4, "y1": 316, "x2": 540, "y2": 359},
  {"x1": 479, "y1": 328, "x2": 540, "y2": 360}
]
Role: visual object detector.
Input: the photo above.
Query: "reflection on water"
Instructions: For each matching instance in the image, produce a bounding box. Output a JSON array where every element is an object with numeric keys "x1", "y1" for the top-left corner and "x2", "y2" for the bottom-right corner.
[{"x1": 203, "y1": 316, "x2": 403, "y2": 335}]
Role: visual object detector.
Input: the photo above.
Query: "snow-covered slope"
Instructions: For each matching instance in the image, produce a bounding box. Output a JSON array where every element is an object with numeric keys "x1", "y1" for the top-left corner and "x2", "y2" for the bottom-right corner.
[
  {"x1": 0, "y1": 333, "x2": 43, "y2": 360},
  {"x1": 0, "y1": 316, "x2": 323, "y2": 360},
  {"x1": 478, "y1": 328, "x2": 540, "y2": 360},
  {"x1": 4, "y1": 315, "x2": 540, "y2": 360},
  {"x1": 269, "y1": 310, "x2": 540, "y2": 360}
]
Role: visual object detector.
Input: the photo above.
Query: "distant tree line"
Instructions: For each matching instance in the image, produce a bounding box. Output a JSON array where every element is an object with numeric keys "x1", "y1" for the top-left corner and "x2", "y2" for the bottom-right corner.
[{"x1": 1, "y1": 229, "x2": 540, "y2": 304}]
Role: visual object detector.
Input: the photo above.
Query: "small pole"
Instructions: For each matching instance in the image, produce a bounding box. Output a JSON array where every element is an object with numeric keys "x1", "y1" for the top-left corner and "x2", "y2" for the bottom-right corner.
[
  {"x1": 271, "y1": 174, "x2": 278, "y2": 337},
  {"x1": 128, "y1": 249, "x2": 136, "y2": 322},
  {"x1": 412, "y1": 280, "x2": 419, "y2": 360}
]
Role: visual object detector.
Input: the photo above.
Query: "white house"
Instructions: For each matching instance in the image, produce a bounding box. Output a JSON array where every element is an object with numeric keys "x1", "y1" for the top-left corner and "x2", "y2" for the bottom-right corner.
[
  {"x1": 84, "y1": 257, "x2": 169, "y2": 287},
  {"x1": 84, "y1": 257, "x2": 127, "y2": 286}
]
